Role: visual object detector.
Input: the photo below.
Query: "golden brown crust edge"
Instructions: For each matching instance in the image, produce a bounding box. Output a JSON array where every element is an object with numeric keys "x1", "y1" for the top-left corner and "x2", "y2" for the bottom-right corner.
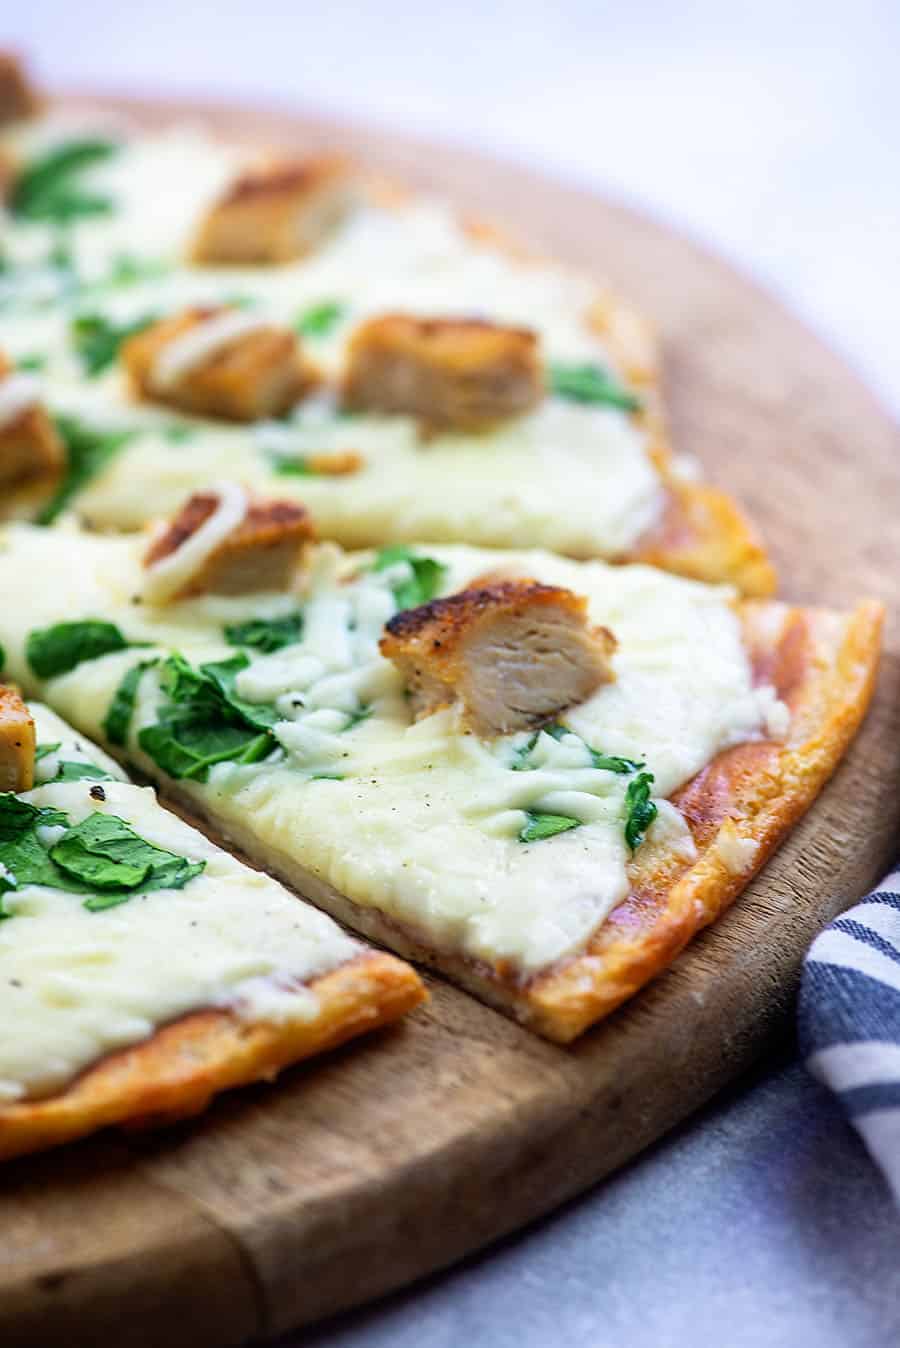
[
  {"x1": 585, "y1": 293, "x2": 776, "y2": 596},
  {"x1": 524, "y1": 596, "x2": 884, "y2": 1040},
  {"x1": 0, "y1": 952, "x2": 424, "y2": 1162}
]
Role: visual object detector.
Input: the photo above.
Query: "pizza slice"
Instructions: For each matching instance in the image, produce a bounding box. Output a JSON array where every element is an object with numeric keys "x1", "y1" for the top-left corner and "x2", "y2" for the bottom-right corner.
[
  {"x1": 0, "y1": 686, "x2": 423, "y2": 1161},
  {"x1": 0, "y1": 494, "x2": 879, "y2": 1042},
  {"x1": 0, "y1": 76, "x2": 773, "y2": 594}
]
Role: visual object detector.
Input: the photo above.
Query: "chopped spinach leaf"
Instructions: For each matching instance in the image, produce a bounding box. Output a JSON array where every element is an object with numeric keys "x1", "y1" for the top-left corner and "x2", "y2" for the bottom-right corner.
[
  {"x1": 71, "y1": 311, "x2": 157, "y2": 376},
  {"x1": 35, "y1": 742, "x2": 115, "y2": 782},
  {"x1": 102, "y1": 658, "x2": 158, "y2": 747},
  {"x1": 295, "y1": 300, "x2": 345, "y2": 338},
  {"x1": 163, "y1": 423, "x2": 196, "y2": 443},
  {"x1": 623, "y1": 771, "x2": 658, "y2": 852},
  {"x1": 272, "y1": 454, "x2": 314, "y2": 477},
  {"x1": 10, "y1": 138, "x2": 119, "y2": 223},
  {"x1": 138, "y1": 653, "x2": 279, "y2": 781},
  {"x1": 50, "y1": 813, "x2": 204, "y2": 907},
  {"x1": 16, "y1": 353, "x2": 47, "y2": 371},
  {"x1": 0, "y1": 796, "x2": 73, "y2": 905},
  {"x1": 519, "y1": 811, "x2": 581, "y2": 843},
  {"x1": 512, "y1": 723, "x2": 642, "y2": 775},
  {"x1": 224, "y1": 614, "x2": 304, "y2": 654},
  {"x1": 52, "y1": 760, "x2": 116, "y2": 783},
  {"x1": 373, "y1": 545, "x2": 447, "y2": 612},
  {"x1": 0, "y1": 794, "x2": 204, "y2": 915},
  {"x1": 26, "y1": 619, "x2": 143, "y2": 680},
  {"x1": 549, "y1": 362, "x2": 642, "y2": 412},
  {"x1": 104, "y1": 253, "x2": 168, "y2": 287},
  {"x1": 37, "y1": 415, "x2": 136, "y2": 525}
]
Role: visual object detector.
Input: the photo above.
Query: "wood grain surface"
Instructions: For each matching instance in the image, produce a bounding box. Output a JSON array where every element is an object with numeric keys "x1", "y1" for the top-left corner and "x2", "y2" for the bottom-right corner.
[{"x1": 3, "y1": 93, "x2": 900, "y2": 1348}]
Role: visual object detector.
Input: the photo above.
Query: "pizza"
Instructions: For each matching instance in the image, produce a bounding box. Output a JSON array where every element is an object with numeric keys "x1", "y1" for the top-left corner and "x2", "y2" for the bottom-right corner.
[
  {"x1": 0, "y1": 492, "x2": 880, "y2": 1042},
  {"x1": 0, "y1": 57, "x2": 883, "y2": 1164},
  {"x1": 0, "y1": 686, "x2": 424, "y2": 1160},
  {"x1": 0, "y1": 61, "x2": 774, "y2": 595}
]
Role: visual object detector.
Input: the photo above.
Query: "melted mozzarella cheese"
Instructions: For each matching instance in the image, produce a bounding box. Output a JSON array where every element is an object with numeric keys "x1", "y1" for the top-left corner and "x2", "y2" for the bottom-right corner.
[
  {"x1": 0, "y1": 706, "x2": 359, "y2": 1102},
  {"x1": 0, "y1": 121, "x2": 665, "y2": 557},
  {"x1": 0, "y1": 526, "x2": 788, "y2": 974}
]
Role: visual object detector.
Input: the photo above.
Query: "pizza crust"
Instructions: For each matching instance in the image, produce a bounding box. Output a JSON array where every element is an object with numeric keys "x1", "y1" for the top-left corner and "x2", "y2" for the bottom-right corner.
[
  {"x1": 0, "y1": 951, "x2": 423, "y2": 1161},
  {"x1": 145, "y1": 597, "x2": 881, "y2": 1044}
]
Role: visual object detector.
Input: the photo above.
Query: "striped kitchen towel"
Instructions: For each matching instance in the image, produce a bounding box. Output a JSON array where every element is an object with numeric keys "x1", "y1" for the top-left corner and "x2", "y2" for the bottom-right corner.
[{"x1": 800, "y1": 861, "x2": 900, "y2": 1202}]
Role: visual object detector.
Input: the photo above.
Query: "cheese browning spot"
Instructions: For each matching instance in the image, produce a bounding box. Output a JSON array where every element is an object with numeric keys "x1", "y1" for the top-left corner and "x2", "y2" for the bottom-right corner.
[
  {"x1": 380, "y1": 579, "x2": 616, "y2": 736},
  {"x1": 0, "y1": 686, "x2": 35, "y2": 793},
  {"x1": 342, "y1": 314, "x2": 544, "y2": 434},
  {"x1": 144, "y1": 487, "x2": 315, "y2": 600},
  {"x1": 121, "y1": 306, "x2": 320, "y2": 422},
  {"x1": 0, "y1": 354, "x2": 65, "y2": 492},
  {"x1": 192, "y1": 155, "x2": 357, "y2": 264}
]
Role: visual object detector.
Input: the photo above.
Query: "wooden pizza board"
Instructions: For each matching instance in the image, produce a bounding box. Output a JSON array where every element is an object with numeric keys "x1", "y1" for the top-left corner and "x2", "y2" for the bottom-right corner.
[{"x1": 4, "y1": 93, "x2": 900, "y2": 1348}]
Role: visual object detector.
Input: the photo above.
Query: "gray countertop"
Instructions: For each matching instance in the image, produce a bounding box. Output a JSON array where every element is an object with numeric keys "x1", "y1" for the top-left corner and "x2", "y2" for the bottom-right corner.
[{"x1": 284, "y1": 1049, "x2": 900, "y2": 1347}]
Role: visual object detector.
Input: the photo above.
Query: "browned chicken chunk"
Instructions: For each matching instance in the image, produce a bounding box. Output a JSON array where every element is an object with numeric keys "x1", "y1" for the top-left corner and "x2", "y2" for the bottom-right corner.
[
  {"x1": 0, "y1": 685, "x2": 35, "y2": 793},
  {"x1": 342, "y1": 314, "x2": 544, "y2": 433},
  {"x1": 0, "y1": 53, "x2": 41, "y2": 126},
  {"x1": 192, "y1": 155, "x2": 356, "y2": 264},
  {"x1": 380, "y1": 579, "x2": 616, "y2": 736},
  {"x1": 144, "y1": 490, "x2": 315, "y2": 600},
  {"x1": 0, "y1": 353, "x2": 65, "y2": 491},
  {"x1": 121, "y1": 307, "x2": 319, "y2": 422}
]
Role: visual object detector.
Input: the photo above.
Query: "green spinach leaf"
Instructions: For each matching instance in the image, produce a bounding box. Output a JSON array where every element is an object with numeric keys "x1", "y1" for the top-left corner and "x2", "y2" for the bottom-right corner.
[
  {"x1": 549, "y1": 362, "x2": 642, "y2": 412},
  {"x1": 624, "y1": 771, "x2": 658, "y2": 852},
  {"x1": 295, "y1": 300, "x2": 345, "y2": 338},
  {"x1": 50, "y1": 813, "x2": 204, "y2": 908},
  {"x1": 102, "y1": 658, "x2": 158, "y2": 746},
  {"x1": 71, "y1": 311, "x2": 157, "y2": 376},
  {"x1": 138, "y1": 653, "x2": 279, "y2": 781},
  {"x1": 37, "y1": 415, "x2": 136, "y2": 525},
  {"x1": 10, "y1": 138, "x2": 119, "y2": 223},
  {"x1": 519, "y1": 811, "x2": 581, "y2": 843},
  {"x1": 373, "y1": 545, "x2": 447, "y2": 612},
  {"x1": 224, "y1": 614, "x2": 304, "y2": 654},
  {"x1": 26, "y1": 619, "x2": 143, "y2": 680}
]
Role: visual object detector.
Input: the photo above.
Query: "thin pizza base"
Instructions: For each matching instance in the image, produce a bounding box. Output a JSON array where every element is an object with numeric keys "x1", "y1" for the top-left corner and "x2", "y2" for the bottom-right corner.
[
  {"x1": 148, "y1": 596, "x2": 880, "y2": 1043},
  {"x1": 0, "y1": 951, "x2": 422, "y2": 1162}
]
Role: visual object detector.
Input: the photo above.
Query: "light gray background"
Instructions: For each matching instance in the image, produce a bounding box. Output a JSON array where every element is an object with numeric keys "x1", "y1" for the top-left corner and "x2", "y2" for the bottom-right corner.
[{"x1": 4, "y1": 5, "x2": 899, "y2": 1344}]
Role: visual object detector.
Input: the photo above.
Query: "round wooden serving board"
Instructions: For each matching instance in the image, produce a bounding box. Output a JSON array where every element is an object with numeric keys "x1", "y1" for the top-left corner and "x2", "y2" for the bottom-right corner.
[{"x1": 4, "y1": 93, "x2": 900, "y2": 1348}]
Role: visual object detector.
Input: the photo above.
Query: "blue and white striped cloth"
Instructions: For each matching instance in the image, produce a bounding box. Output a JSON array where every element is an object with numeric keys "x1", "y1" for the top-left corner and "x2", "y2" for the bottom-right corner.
[{"x1": 800, "y1": 862, "x2": 900, "y2": 1202}]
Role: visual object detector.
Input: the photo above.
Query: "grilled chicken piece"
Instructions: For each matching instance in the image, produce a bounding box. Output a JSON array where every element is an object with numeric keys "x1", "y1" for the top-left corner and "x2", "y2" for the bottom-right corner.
[
  {"x1": 144, "y1": 489, "x2": 315, "y2": 600},
  {"x1": 192, "y1": 155, "x2": 356, "y2": 264},
  {"x1": 380, "y1": 579, "x2": 616, "y2": 736},
  {"x1": 122, "y1": 307, "x2": 319, "y2": 422},
  {"x1": 0, "y1": 354, "x2": 65, "y2": 491},
  {"x1": 0, "y1": 685, "x2": 35, "y2": 793},
  {"x1": 342, "y1": 314, "x2": 544, "y2": 433},
  {"x1": 0, "y1": 52, "x2": 41, "y2": 126}
]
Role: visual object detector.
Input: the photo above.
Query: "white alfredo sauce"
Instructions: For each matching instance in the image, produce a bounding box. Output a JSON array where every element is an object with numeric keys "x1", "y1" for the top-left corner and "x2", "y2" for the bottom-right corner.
[
  {"x1": 0, "y1": 527, "x2": 790, "y2": 977},
  {"x1": 0, "y1": 703, "x2": 360, "y2": 1102}
]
